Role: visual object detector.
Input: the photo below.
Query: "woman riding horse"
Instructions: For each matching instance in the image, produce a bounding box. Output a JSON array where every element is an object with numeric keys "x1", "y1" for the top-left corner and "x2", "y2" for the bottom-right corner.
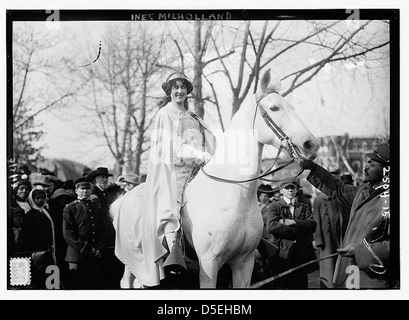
[
  {"x1": 130, "y1": 72, "x2": 215, "y2": 286},
  {"x1": 111, "y1": 68, "x2": 319, "y2": 288}
]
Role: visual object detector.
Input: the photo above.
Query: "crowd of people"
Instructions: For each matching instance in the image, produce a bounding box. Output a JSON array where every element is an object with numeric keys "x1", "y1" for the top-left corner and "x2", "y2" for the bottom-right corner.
[
  {"x1": 8, "y1": 69, "x2": 393, "y2": 290},
  {"x1": 8, "y1": 165, "x2": 141, "y2": 289}
]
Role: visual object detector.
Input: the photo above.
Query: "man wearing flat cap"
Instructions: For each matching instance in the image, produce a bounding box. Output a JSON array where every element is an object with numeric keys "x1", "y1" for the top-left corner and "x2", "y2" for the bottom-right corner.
[
  {"x1": 299, "y1": 143, "x2": 392, "y2": 288},
  {"x1": 264, "y1": 180, "x2": 318, "y2": 288},
  {"x1": 62, "y1": 177, "x2": 110, "y2": 289}
]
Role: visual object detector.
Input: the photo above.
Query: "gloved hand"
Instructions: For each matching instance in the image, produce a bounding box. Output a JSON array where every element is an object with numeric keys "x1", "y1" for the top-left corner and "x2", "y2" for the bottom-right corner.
[
  {"x1": 203, "y1": 152, "x2": 212, "y2": 163},
  {"x1": 299, "y1": 158, "x2": 316, "y2": 171},
  {"x1": 198, "y1": 151, "x2": 212, "y2": 164}
]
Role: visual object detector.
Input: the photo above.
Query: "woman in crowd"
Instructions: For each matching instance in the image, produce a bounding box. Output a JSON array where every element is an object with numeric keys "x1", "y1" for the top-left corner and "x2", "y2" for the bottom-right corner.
[{"x1": 22, "y1": 188, "x2": 56, "y2": 288}]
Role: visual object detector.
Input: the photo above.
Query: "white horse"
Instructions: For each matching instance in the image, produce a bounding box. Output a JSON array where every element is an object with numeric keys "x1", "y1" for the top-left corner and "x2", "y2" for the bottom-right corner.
[{"x1": 110, "y1": 68, "x2": 320, "y2": 288}]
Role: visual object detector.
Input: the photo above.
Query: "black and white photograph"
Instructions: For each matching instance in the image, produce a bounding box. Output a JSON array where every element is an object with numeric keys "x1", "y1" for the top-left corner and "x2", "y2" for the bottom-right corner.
[{"x1": 1, "y1": 0, "x2": 406, "y2": 303}]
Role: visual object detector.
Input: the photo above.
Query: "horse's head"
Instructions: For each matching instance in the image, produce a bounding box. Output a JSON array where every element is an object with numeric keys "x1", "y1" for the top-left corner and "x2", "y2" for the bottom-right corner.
[{"x1": 253, "y1": 68, "x2": 320, "y2": 160}]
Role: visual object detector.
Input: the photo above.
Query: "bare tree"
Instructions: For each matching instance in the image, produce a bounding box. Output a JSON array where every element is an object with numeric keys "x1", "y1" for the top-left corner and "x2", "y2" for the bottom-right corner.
[
  {"x1": 208, "y1": 20, "x2": 389, "y2": 126},
  {"x1": 76, "y1": 23, "x2": 168, "y2": 176},
  {"x1": 12, "y1": 22, "x2": 84, "y2": 166}
]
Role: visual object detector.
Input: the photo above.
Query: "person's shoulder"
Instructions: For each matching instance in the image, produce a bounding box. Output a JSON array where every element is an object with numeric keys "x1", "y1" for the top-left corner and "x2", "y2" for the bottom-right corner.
[
  {"x1": 266, "y1": 200, "x2": 282, "y2": 210},
  {"x1": 25, "y1": 209, "x2": 35, "y2": 217},
  {"x1": 88, "y1": 194, "x2": 100, "y2": 203},
  {"x1": 159, "y1": 103, "x2": 177, "y2": 114},
  {"x1": 156, "y1": 104, "x2": 179, "y2": 121},
  {"x1": 65, "y1": 199, "x2": 80, "y2": 209},
  {"x1": 297, "y1": 201, "x2": 311, "y2": 210}
]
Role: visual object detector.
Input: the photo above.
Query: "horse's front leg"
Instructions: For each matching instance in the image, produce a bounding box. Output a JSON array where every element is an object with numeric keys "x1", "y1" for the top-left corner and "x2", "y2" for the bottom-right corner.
[
  {"x1": 230, "y1": 250, "x2": 255, "y2": 288},
  {"x1": 120, "y1": 265, "x2": 135, "y2": 288},
  {"x1": 120, "y1": 265, "x2": 145, "y2": 289},
  {"x1": 198, "y1": 259, "x2": 220, "y2": 288}
]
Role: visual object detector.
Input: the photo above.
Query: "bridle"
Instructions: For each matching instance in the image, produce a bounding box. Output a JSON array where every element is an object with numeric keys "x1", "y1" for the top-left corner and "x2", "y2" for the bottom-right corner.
[{"x1": 200, "y1": 91, "x2": 304, "y2": 185}]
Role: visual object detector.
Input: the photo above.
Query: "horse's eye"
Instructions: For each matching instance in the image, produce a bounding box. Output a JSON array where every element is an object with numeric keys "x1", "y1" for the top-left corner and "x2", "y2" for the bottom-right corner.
[{"x1": 270, "y1": 106, "x2": 280, "y2": 112}]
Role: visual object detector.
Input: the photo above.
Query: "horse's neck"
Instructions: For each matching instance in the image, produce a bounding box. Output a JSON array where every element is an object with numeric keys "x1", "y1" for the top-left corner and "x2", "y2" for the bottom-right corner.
[{"x1": 207, "y1": 99, "x2": 263, "y2": 182}]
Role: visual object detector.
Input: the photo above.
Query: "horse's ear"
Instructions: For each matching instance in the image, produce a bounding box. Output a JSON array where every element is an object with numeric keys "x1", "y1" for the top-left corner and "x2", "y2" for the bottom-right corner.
[{"x1": 260, "y1": 68, "x2": 281, "y2": 93}]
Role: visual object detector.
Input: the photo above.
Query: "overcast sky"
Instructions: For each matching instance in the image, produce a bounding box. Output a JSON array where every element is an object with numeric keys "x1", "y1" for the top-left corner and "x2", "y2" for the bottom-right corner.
[{"x1": 25, "y1": 18, "x2": 391, "y2": 170}]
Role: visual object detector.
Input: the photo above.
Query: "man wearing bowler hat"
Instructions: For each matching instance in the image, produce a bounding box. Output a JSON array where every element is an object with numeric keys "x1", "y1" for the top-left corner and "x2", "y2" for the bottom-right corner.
[
  {"x1": 299, "y1": 143, "x2": 392, "y2": 288},
  {"x1": 89, "y1": 167, "x2": 115, "y2": 246},
  {"x1": 257, "y1": 184, "x2": 274, "y2": 213},
  {"x1": 89, "y1": 167, "x2": 124, "y2": 289},
  {"x1": 89, "y1": 167, "x2": 113, "y2": 212},
  {"x1": 264, "y1": 180, "x2": 318, "y2": 289},
  {"x1": 62, "y1": 177, "x2": 109, "y2": 289}
]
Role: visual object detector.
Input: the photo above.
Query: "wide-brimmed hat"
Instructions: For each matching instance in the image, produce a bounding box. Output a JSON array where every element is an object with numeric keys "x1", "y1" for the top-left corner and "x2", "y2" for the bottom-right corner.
[
  {"x1": 124, "y1": 173, "x2": 140, "y2": 186},
  {"x1": 13, "y1": 179, "x2": 32, "y2": 193},
  {"x1": 89, "y1": 167, "x2": 113, "y2": 179},
  {"x1": 47, "y1": 175, "x2": 58, "y2": 183},
  {"x1": 280, "y1": 179, "x2": 299, "y2": 189},
  {"x1": 50, "y1": 188, "x2": 76, "y2": 200},
  {"x1": 257, "y1": 184, "x2": 274, "y2": 197},
  {"x1": 161, "y1": 72, "x2": 193, "y2": 95},
  {"x1": 82, "y1": 167, "x2": 93, "y2": 177},
  {"x1": 366, "y1": 143, "x2": 390, "y2": 165},
  {"x1": 116, "y1": 175, "x2": 125, "y2": 184},
  {"x1": 30, "y1": 173, "x2": 52, "y2": 187}
]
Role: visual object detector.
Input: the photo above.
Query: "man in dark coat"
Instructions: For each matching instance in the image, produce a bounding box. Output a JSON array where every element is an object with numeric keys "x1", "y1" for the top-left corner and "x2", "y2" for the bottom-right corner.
[
  {"x1": 89, "y1": 167, "x2": 123, "y2": 289},
  {"x1": 62, "y1": 177, "x2": 110, "y2": 289},
  {"x1": 300, "y1": 143, "x2": 391, "y2": 288},
  {"x1": 313, "y1": 173, "x2": 352, "y2": 288},
  {"x1": 265, "y1": 180, "x2": 318, "y2": 289}
]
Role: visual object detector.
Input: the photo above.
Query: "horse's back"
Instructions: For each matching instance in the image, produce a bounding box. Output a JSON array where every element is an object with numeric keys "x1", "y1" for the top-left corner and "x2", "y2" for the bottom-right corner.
[{"x1": 110, "y1": 183, "x2": 146, "y2": 256}]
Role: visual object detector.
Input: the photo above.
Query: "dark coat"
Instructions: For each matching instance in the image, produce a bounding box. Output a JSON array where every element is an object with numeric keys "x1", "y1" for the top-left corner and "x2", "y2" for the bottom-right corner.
[
  {"x1": 265, "y1": 198, "x2": 318, "y2": 275},
  {"x1": 62, "y1": 197, "x2": 109, "y2": 263},
  {"x1": 8, "y1": 223, "x2": 25, "y2": 255},
  {"x1": 307, "y1": 164, "x2": 391, "y2": 288},
  {"x1": 19, "y1": 209, "x2": 55, "y2": 288},
  {"x1": 21, "y1": 209, "x2": 54, "y2": 253},
  {"x1": 92, "y1": 185, "x2": 116, "y2": 247},
  {"x1": 312, "y1": 192, "x2": 350, "y2": 288},
  {"x1": 48, "y1": 198, "x2": 72, "y2": 266},
  {"x1": 92, "y1": 186, "x2": 109, "y2": 213}
]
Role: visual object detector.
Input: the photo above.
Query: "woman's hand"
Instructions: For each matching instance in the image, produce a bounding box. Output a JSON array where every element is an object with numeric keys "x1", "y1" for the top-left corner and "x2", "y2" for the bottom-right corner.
[{"x1": 198, "y1": 151, "x2": 212, "y2": 164}]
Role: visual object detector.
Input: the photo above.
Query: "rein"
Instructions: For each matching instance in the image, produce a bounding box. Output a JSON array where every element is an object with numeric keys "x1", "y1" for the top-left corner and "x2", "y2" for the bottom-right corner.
[{"x1": 200, "y1": 91, "x2": 304, "y2": 184}]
